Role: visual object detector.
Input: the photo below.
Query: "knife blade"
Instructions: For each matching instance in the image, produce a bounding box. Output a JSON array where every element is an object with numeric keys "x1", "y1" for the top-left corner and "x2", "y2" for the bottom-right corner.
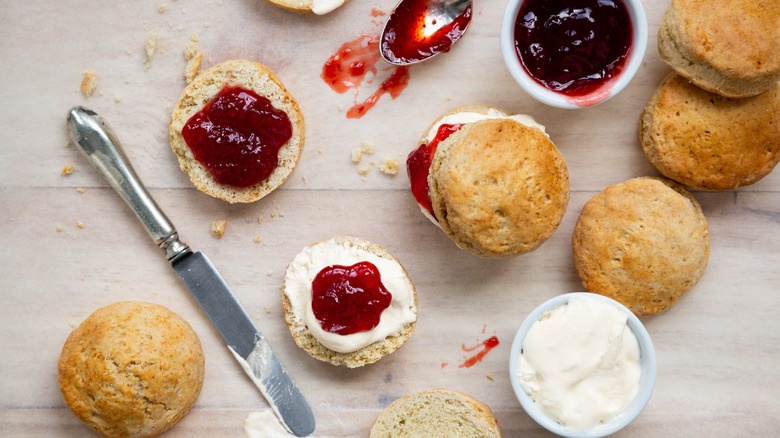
[{"x1": 66, "y1": 106, "x2": 315, "y2": 437}]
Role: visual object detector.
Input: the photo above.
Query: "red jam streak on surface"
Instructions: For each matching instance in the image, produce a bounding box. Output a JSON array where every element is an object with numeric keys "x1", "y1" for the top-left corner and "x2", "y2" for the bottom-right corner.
[
  {"x1": 181, "y1": 86, "x2": 292, "y2": 188},
  {"x1": 311, "y1": 262, "x2": 392, "y2": 336},
  {"x1": 458, "y1": 336, "x2": 500, "y2": 368},
  {"x1": 513, "y1": 0, "x2": 632, "y2": 97},
  {"x1": 381, "y1": 0, "x2": 473, "y2": 64},
  {"x1": 406, "y1": 123, "x2": 463, "y2": 219},
  {"x1": 321, "y1": 33, "x2": 411, "y2": 119}
]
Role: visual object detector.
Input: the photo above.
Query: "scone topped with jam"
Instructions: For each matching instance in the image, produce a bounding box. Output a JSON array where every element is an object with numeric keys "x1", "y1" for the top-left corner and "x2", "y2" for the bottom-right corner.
[
  {"x1": 169, "y1": 59, "x2": 304, "y2": 203},
  {"x1": 282, "y1": 237, "x2": 417, "y2": 368}
]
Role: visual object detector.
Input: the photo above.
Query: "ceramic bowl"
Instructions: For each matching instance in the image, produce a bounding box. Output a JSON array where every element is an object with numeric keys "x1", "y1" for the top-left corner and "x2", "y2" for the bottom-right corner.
[
  {"x1": 508, "y1": 292, "x2": 657, "y2": 437},
  {"x1": 500, "y1": 0, "x2": 648, "y2": 109}
]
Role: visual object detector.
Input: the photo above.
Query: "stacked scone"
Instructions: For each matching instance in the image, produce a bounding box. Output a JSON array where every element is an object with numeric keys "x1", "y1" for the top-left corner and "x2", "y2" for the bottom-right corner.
[{"x1": 407, "y1": 105, "x2": 570, "y2": 258}]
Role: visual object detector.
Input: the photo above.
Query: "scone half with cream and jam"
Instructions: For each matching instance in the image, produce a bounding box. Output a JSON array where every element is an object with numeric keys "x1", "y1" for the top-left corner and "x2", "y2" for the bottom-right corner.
[
  {"x1": 407, "y1": 105, "x2": 570, "y2": 258},
  {"x1": 267, "y1": 0, "x2": 348, "y2": 15},
  {"x1": 169, "y1": 59, "x2": 304, "y2": 203},
  {"x1": 282, "y1": 236, "x2": 417, "y2": 368}
]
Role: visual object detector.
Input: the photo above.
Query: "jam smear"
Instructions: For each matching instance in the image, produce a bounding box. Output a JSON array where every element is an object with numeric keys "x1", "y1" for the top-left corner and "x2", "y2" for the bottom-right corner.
[
  {"x1": 311, "y1": 262, "x2": 392, "y2": 336},
  {"x1": 181, "y1": 86, "x2": 292, "y2": 188},
  {"x1": 347, "y1": 66, "x2": 410, "y2": 119},
  {"x1": 513, "y1": 0, "x2": 632, "y2": 96},
  {"x1": 459, "y1": 335, "x2": 500, "y2": 368},
  {"x1": 406, "y1": 123, "x2": 463, "y2": 219},
  {"x1": 381, "y1": 0, "x2": 473, "y2": 64}
]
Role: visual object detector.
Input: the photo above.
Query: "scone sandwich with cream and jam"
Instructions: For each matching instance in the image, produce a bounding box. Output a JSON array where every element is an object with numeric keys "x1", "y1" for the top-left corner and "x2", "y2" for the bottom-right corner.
[
  {"x1": 266, "y1": 0, "x2": 348, "y2": 15},
  {"x1": 282, "y1": 236, "x2": 417, "y2": 368},
  {"x1": 407, "y1": 105, "x2": 570, "y2": 258},
  {"x1": 169, "y1": 59, "x2": 304, "y2": 203}
]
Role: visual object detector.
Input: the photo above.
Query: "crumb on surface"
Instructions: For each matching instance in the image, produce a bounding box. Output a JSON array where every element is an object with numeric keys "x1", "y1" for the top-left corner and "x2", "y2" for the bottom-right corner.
[
  {"x1": 351, "y1": 148, "x2": 362, "y2": 163},
  {"x1": 158, "y1": 3, "x2": 167, "y2": 12},
  {"x1": 358, "y1": 166, "x2": 371, "y2": 176},
  {"x1": 75, "y1": 187, "x2": 86, "y2": 194},
  {"x1": 80, "y1": 71, "x2": 97, "y2": 97},
  {"x1": 253, "y1": 235, "x2": 263, "y2": 243},
  {"x1": 211, "y1": 219, "x2": 227, "y2": 238},
  {"x1": 114, "y1": 95, "x2": 122, "y2": 103},
  {"x1": 184, "y1": 46, "x2": 202, "y2": 84},
  {"x1": 361, "y1": 141, "x2": 376, "y2": 155},
  {"x1": 56, "y1": 225, "x2": 64, "y2": 232},
  {"x1": 144, "y1": 29, "x2": 159, "y2": 69},
  {"x1": 264, "y1": 306, "x2": 271, "y2": 314},
  {"x1": 379, "y1": 158, "x2": 400, "y2": 175},
  {"x1": 61, "y1": 164, "x2": 75, "y2": 176},
  {"x1": 257, "y1": 214, "x2": 264, "y2": 224},
  {"x1": 76, "y1": 221, "x2": 85, "y2": 229},
  {"x1": 486, "y1": 373, "x2": 494, "y2": 381}
]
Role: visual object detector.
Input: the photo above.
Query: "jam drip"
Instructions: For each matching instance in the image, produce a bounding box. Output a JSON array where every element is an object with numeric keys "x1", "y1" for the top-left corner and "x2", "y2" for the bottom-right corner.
[
  {"x1": 406, "y1": 123, "x2": 463, "y2": 219},
  {"x1": 381, "y1": 0, "x2": 473, "y2": 64},
  {"x1": 311, "y1": 262, "x2": 392, "y2": 335},
  {"x1": 514, "y1": 0, "x2": 632, "y2": 96},
  {"x1": 181, "y1": 86, "x2": 292, "y2": 188}
]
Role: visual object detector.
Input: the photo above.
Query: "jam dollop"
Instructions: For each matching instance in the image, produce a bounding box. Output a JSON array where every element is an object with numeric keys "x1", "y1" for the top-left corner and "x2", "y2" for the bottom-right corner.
[
  {"x1": 406, "y1": 123, "x2": 463, "y2": 219},
  {"x1": 381, "y1": 0, "x2": 473, "y2": 64},
  {"x1": 513, "y1": 0, "x2": 632, "y2": 96},
  {"x1": 311, "y1": 262, "x2": 392, "y2": 335},
  {"x1": 181, "y1": 85, "x2": 292, "y2": 188}
]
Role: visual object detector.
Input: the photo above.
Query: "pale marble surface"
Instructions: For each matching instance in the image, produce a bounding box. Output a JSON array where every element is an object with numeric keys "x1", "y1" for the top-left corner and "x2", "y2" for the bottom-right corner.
[{"x1": 1, "y1": 1, "x2": 779, "y2": 437}]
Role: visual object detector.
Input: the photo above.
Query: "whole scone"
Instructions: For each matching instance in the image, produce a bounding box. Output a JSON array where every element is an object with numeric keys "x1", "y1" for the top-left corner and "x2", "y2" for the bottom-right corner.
[
  {"x1": 429, "y1": 116, "x2": 569, "y2": 258},
  {"x1": 658, "y1": 0, "x2": 780, "y2": 97},
  {"x1": 169, "y1": 59, "x2": 304, "y2": 203},
  {"x1": 641, "y1": 74, "x2": 780, "y2": 190},
  {"x1": 370, "y1": 389, "x2": 503, "y2": 438},
  {"x1": 572, "y1": 177, "x2": 710, "y2": 316},
  {"x1": 282, "y1": 237, "x2": 417, "y2": 368},
  {"x1": 267, "y1": 0, "x2": 348, "y2": 14},
  {"x1": 58, "y1": 301, "x2": 205, "y2": 438}
]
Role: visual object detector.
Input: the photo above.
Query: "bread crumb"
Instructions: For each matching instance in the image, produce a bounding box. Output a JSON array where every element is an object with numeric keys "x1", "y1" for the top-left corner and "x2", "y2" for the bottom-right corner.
[
  {"x1": 144, "y1": 29, "x2": 159, "y2": 70},
  {"x1": 114, "y1": 95, "x2": 122, "y2": 103},
  {"x1": 337, "y1": 104, "x2": 346, "y2": 112},
  {"x1": 486, "y1": 373, "x2": 494, "y2": 381},
  {"x1": 76, "y1": 221, "x2": 85, "y2": 229},
  {"x1": 257, "y1": 214, "x2": 264, "y2": 224},
  {"x1": 358, "y1": 166, "x2": 371, "y2": 176},
  {"x1": 210, "y1": 219, "x2": 227, "y2": 238},
  {"x1": 379, "y1": 158, "x2": 400, "y2": 175},
  {"x1": 351, "y1": 148, "x2": 362, "y2": 163},
  {"x1": 253, "y1": 235, "x2": 263, "y2": 243},
  {"x1": 361, "y1": 141, "x2": 376, "y2": 155},
  {"x1": 56, "y1": 225, "x2": 64, "y2": 232},
  {"x1": 267, "y1": 270, "x2": 273, "y2": 276},
  {"x1": 158, "y1": 3, "x2": 167, "y2": 12},
  {"x1": 190, "y1": 32, "x2": 199, "y2": 42},
  {"x1": 80, "y1": 71, "x2": 97, "y2": 97},
  {"x1": 61, "y1": 164, "x2": 75, "y2": 176},
  {"x1": 183, "y1": 41, "x2": 202, "y2": 84},
  {"x1": 75, "y1": 187, "x2": 86, "y2": 194},
  {"x1": 264, "y1": 306, "x2": 272, "y2": 314},
  {"x1": 301, "y1": 175, "x2": 308, "y2": 184}
]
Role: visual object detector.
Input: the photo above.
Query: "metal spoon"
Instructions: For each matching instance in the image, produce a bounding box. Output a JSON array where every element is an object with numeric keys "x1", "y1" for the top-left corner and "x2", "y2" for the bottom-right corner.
[{"x1": 380, "y1": 0, "x2": 473, "y2": 65}]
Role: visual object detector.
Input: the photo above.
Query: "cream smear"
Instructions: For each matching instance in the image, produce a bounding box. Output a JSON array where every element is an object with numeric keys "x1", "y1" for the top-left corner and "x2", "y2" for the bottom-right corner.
[
  {"x1": 517, "y1": 297, "x2": 641, "y2": 431},
  {"x1": 244, "y1": 410, "x2": 295, "y2": 438},
  {"x1": 283, "y1": 239, "x2": 417, "y2": 353},
  {"x1": 312, "y1": 0, "x2": 345, "y2": 15}
]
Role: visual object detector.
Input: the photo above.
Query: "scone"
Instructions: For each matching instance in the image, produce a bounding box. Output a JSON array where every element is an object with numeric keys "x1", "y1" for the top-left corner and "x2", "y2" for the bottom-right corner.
[
  {"x1": 407, "y1": 105, "x2": 569, "y2": 258},
  {"x1": 282, "y1": 236, "x2": 417, "y2": 368},
  {"x1": 267, "y1": 0, "x2": 348, "y2": 15},
  {"x1": 370, "y1": 389, "x2": 503, "y2": 438},
  {"x1": 572, "y1": 177, "x2": 710, "y2": 316},
  {"x1": 641, "y1": 74, "x2": 780, "y2": 190},
  {"x1": 58, "y1": 301, "x2": 205, "y2": 438},
  {"x1": 658, "y1": 0, "x2": 780, "y2": 97},
  {"x1": 169, "y1": 59, "x2": 304, "y2": 203}
]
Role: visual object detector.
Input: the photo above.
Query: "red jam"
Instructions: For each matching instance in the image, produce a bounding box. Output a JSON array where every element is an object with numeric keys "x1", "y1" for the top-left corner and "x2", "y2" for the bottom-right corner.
[
  {"x1": 406, "y1": 123, "x2": 463, "y2": 219},
  {"x1": 311, "y1": 262, "x2": 392, "y2": 336},
  {"x1": 513, "y1": 0, "x2": 632, "y2": 96},
  {"x1": 181, "y1": 86, "x2": 292, "y2": 188},
  {"x1": 459, "y1": 335, "x2": 500, "y2": 368},
  {"x1": 381, "y1": 0, "x2": 472, "y2": 64},
  {"x1": 347, "y1": 66, "x2": 410, "y2": 119}
]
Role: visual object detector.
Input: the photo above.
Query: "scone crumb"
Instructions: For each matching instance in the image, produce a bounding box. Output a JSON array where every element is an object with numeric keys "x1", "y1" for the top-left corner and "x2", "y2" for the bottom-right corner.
[
  {"x1": 257, "y1": 214, "x2": 264, "y2": 224},
  {"x1": 183, "y1": 45, "x2": 202, "y2": 84},
  {"x1": 351, "y1": 148, "x2": 362, "y2": 163},
  {"x1": 358, "y1": 166, "x2": 371, "y2": 176},
  {"x1": 190, "y1": 32, "x2": 199, "y2": 42},
  {"x1": 264, "y1": 306, "x2": 272, "y2": 314},
  {"x1": 379, "y1": 158, "x2": 400, "y2": 175},
  {"x1": 80, "y1": 71, "x2": 97, "y2": 97},
  {"x1": 361, "y1": 141, "x2": 376, "y2": 155},
  {"x1": 158, "y1": 3, "x2": 167, "y2": 12},
  {"x1": 210, "y1": 219, "x2": 227, "y2": 238},
  {"x1": 75, "y1": 187, "x2": 86, "y2": 194},
  {"x1": 253, "y1": 235, "x2": 263, "y2": 243},
  {"x1": 76, "y1": 221, "x2": 85, "y2": 229},
  {"x1": 56, "y1": 225, "x2": 64, "y2": 233},
  {"x1": 61, "y1": 164, "x2": 75, "y2": 176},
  {"x1": 486, "y1": 373, "x2": 494, "y2": 381},
  {"x1": 144, "y1": 29, "x2": 159, "y2": 69},
  {"x1": 114, "y1": 95, "x2": 122, "y2": 103}
]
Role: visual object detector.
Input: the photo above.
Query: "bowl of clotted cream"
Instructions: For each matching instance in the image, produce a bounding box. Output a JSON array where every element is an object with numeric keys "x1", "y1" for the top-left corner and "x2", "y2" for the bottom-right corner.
[{"x1": 509, "y1": 292, "x2": 656, "y2": 437}]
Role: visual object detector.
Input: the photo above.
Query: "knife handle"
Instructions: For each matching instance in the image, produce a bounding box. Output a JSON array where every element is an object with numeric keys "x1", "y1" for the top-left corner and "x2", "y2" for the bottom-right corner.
[{"x1": 67, "y1": 106, "x2": 190, "y2": 261}]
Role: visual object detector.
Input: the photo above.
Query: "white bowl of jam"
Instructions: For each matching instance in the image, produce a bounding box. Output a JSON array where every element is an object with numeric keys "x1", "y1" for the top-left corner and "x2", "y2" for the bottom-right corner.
[
  {"x1": 509, "y1": 293, "x2": 656, "y2": 437},
  {"x1": 500, "y1": 0, "x2": 647, "y2": 108}
]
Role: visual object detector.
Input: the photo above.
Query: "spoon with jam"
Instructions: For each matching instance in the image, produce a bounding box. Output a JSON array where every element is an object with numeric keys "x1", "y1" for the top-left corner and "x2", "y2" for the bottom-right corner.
[{"x1": 380, "y1": 0, "x2": 473, "y2": 65}]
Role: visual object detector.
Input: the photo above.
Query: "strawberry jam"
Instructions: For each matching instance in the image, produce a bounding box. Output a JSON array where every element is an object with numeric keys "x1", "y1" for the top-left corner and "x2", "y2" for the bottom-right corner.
[
  {"x1": 513, "y1": 0, "x2": 632, "y2": 96},
  {"x1": 181, "y1": 85, "x2": 292, "y2": 188},
  {"x1": 381, "y1": 0, "x2": 472, "y2": 64},
  {"x1": 406, "y1": 123, "x2": 463, "y2": 219},
  {"x1": 311, "y1": 262, "x2": 392, "y2": 335}
]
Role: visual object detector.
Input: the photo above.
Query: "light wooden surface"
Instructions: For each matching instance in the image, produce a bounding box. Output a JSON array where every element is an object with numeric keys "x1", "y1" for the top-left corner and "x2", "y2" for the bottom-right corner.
[{"x1": 1, "y1": 1, "x2": 779, "y2": 437}]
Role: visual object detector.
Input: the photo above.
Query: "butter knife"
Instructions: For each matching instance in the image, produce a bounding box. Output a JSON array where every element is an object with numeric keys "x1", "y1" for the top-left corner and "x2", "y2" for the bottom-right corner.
[{"x1": 66, "y1": 106, "x2": 315, "y2": 437}]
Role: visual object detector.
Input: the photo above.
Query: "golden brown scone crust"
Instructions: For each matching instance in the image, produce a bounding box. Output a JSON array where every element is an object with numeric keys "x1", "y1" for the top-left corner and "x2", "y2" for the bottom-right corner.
[
  {"x1": 641, "y1": 74, "x2": 780, "y2": 191},
  {"x1": 572, "y1": 177, "x2": 710, "y2": 316},
  {"x1": 281, "y1": 236, "x2": 417, "y2": 368},
  {"x1": 169, "y1": 59, "x2": 304, "y2": 203},
  {"x1": 58, "y1": 301, "x2": 205, "y2": 438},
  {"x1": 370, "y1": 389, "x2": 503, "y2": 438},
  {"x1": 430, "y1": 118, "x2": 569, "y2": 258},
  {"x1": 658, "y1": 0, "x2": 780, "y2": 97}
]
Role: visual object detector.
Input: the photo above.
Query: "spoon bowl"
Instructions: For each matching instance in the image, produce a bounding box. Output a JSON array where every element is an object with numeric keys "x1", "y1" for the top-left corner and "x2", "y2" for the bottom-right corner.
[{"x1": 380, "y1": 0, "x2": 473, "y2": 65}]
